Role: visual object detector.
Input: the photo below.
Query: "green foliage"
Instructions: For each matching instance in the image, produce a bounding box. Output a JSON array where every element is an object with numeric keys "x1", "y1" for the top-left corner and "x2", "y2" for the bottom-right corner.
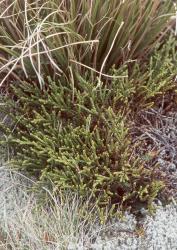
[
  {"x1": 0, "y1": 1, "x2": 176, "y2": 217},
  {"x1": 0, "y1": 67, "x2": 164, "y2": 213},
  {"x1": 0, "y1": 0, "x2": 174, "y2": 87},
  {"x1": 111, "y1": 35, "x2": 177, "y2": 112}
]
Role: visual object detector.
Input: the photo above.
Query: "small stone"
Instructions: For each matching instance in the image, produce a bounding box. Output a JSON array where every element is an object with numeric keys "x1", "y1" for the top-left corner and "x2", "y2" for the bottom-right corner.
[
  {"x1": 140, "y1": 207, "x2": 148, "y2": 216},
  {"x1": 157, "y1": 158, "x2": 166, "y2": 167},
  {"x1": 168, "y1": 163, "x2": 176, "y2": 173}
]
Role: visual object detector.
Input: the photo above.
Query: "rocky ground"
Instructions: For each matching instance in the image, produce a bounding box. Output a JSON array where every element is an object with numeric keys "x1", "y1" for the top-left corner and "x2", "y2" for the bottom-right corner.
[{"x1": 0, "y1": 164, "x2": 177, "y2": 249}]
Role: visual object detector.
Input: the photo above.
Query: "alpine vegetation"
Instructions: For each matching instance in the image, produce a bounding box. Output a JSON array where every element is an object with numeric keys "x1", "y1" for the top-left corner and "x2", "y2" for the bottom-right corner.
[{"x1": 0, "y1": 0, "x2": 177, "y2": 235}]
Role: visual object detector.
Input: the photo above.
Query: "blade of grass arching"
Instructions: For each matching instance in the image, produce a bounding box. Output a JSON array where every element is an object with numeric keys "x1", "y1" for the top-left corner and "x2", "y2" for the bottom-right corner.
[
  {"x1": 0, "y1": 25, "x2": 19, "y2": 46},
  {"x1": 112, "y1": 1, "x2": 144, "y2": 61},
  {"x1": 75, "y1": 1, "x2": 89, "y2": 34},
  {"x1": 10, "y1": 18, "x2": 24, "y2": 41},
  {"x1": 97, "y1": 3, "x2": 125, "y2": 68},
  {"x1": 89, "y1": 0, "x2": 101, "y2": 24},
  {"x1": 36, "y1": 28, "x2": 43, "y2": 87},
  {"x1": 87, "y1": 0, "x2": 111, "y2": 60},
  {"x1": 0, "y1": 59, "x2": 22, "y2": 87},
  {"x1": 1, "y1": 8, "x2": 26, "y2": 43},
  {"x1": 105, "y1": 1, "x2": 136, "y2": 68},
  {"x1": 126, "y1": 3, "x2": 165, "y2": 58},
  {"x1": 69, "y1": 0, "x2": 81, "y2": 41},
  {"x1": 91, "y1": 16, "x2": 113, "y2": 63},
  {"x1": 70, "y1": 59, "x2": 127, "y2": 80},
  {"x1": 136, "y1": 18, "x2": 172, "y2": 59},
  {"x1": 40, "y1": 37, "x2": 63, "y2": 77},
  {"x1": 84, "y1": 3, "x2": 101, "y2": 43},
  {"x1": 20, "y1": 17, "x2": 99, "y2": 76},
  {"x1": 46, "y1": 31, "x2": 67, "y2": 66},
  {"x1": 69, "y1": 0, "x2": 96, "y2": 65},
  {"x1": 21, "y1": 38, "x2": 37, "y2": 79},
  {"x1": 0, "y1": 45, "x2": 20, "y2": 58},
  {"x1": 123, "y1": 1, "x2": 149, "y2": 50},
  {"x1": 13, "y1": 4, "x2": 36, "y2": 41},
  {"x1": 36, "y1": 23, "x2": 63, "y2": 84},
  {"x1": 129, "y1": 0, "x2": 170, "y2": 59},
  {"x1": 21, "y1": 0, "x2": 37, "y2": 79},
  {"x1": 44, "y1": 35, "x2": 69, "y2": 72},
  {"x1": 0, "y1": 0, "x2": 16, "y2": 18},
  {"x1": 143, "y1": 20, "x2": 175, "y2": 58},
  {"x1": 28, "y1": 35, "x2": 45, "y2": 88},
  {"x1": 91, "y1": 2, "x2": 114, "y2": 60},
  {"x1": 0, "y1": 40, "x2": 37, "y2": 86},
  {"x1": 34, "y1": 40, "x2": 99, "y2": 59},
  {"x1": 1, "y1": 17, "x2": 22, "y2": 43},
  {"x1": 97, "y1": 0, "x2": 142, "y2": 68},
  {"x1": 128, "y1": 1, "x2": 155, "y2": 58},
  {"x1": 137, "y1": 1, "x2": 174, "y2": 56},
  {"x1": 96, "y1": 20, "x2": 115, "y2": 67},
  {"x1": 22, "y1": 5, "x2": 66, "y2": 84},
  {"x1": 99, "y1": 21, "x2": 124, "y2": 83}
]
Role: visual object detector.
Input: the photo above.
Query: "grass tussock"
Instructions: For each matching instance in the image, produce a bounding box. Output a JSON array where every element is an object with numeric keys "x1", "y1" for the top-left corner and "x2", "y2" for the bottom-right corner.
[
  {"x1": 0, "y1": 0, "x2": 175, "y2": 88},
  {"x1": 0, "y1": 167, "x2": 104, "y2": 250}
]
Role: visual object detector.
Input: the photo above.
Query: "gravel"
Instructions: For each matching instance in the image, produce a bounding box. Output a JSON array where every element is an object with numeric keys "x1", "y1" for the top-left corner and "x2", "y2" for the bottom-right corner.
[{"x1": 132, "y1": 108, "x2": 177, "y2": 200}]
